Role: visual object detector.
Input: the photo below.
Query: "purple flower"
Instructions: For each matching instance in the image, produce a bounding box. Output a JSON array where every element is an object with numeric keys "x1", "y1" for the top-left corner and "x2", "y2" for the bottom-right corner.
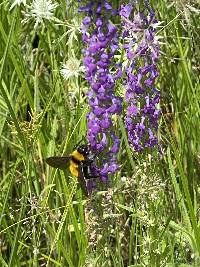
[
  {"x1": 119, "y1": 4, "x2": 133, "y2": 18},
  {"x1": 79, "y1": 0, "x2": 122, "y2": 185},
  {"x1": 121, "y1": 1, "x2": 160, "y2": 152}
]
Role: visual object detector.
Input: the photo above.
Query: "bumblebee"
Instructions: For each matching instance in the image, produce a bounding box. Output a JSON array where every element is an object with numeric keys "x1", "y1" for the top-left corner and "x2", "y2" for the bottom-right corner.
[{"x1": 46, "y1": 144, "x2": 98, "y2": 195}]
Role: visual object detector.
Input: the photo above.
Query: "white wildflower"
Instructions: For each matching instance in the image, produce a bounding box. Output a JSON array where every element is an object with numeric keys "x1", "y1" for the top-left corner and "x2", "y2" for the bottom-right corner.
[
  {"x1": 23, "y1": 0, "x2": 58, "y2": 28},
  {"x1": 186, "y1": 4, "x2": 200, "y2": 14},
  {"x1": 33, "y1": 246, "x2": 39, "y2": 256},
  {"x1": 60, "y1": 58, "x2": 85, "y2": 80},
  {"x1": 121, "y1": 176, "x2": 127, "y2": 182},
  {"x1": 10, "y1": 0, "x2": 26, "y2": 10}
]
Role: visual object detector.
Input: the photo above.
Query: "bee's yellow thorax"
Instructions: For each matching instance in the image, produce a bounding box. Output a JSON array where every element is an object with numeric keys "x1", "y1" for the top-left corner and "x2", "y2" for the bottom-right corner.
[{"x1": 71, "y1": 150, "x2": 85, "y2": 161}]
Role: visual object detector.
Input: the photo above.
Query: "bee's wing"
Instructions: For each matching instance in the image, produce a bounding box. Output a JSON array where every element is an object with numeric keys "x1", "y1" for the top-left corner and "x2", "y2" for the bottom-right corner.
[{"x1": 46, "y1": 156, "x2": 71, "y2": 169}]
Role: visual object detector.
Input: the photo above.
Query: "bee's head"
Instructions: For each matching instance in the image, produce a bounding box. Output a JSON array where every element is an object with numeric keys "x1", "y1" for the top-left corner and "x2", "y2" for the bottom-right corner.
[{"x1": 77, "y1": 145, "x2": 89, "y2": 156}]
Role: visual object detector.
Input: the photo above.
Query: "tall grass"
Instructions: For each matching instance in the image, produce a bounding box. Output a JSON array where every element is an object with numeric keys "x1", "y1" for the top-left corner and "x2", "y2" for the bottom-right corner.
[{"x1": 0, "y1": 0, "x2": 199, "y2": 266}]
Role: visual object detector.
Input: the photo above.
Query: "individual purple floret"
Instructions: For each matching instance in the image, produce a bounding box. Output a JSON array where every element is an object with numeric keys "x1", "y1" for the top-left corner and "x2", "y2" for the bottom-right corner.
[
  {"x1": 79, "y1": 1, "x2": 122, "y2": 182},
  {"x1": 120, "y1": 1, "x2": 160, "y2": 152}
]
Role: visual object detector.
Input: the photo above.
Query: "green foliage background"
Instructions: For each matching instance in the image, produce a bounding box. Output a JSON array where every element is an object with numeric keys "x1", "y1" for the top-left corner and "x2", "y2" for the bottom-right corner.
[{"x1": 0, "y1": 0, "x2": 200, "y2": 266}]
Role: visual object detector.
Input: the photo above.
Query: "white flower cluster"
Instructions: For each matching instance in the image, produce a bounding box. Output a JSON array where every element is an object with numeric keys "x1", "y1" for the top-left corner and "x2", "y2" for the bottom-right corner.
[
  {"x1": 60, "y1": 58, "x2": 85, "y2": 80},
  {"x1": 10, "y1": 0, "x2": 58, "y2": 28}
]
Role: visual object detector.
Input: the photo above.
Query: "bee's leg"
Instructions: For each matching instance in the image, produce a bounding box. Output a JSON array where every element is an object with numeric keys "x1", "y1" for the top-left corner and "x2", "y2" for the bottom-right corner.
[
  {"x1": 77, "y1": 163, "x2": 88, "y2": 196},
  {"x1": 84, "y1": 165, "x2": 100, "y2": 179},
  {"x1": 82, "y1": 159, "x2": 93, "y2": 166},
  {"x1": 84, "y1": 175, "x2": 100, "y2": 179},
  {"x1": 80, "y1": 161, "x2": 99, "y2": 176}
]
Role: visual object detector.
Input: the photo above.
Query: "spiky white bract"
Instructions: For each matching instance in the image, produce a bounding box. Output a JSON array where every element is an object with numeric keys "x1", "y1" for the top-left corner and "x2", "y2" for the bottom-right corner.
[{"x1": 10, "y1": 0, "x2": 26, "y2": 10}]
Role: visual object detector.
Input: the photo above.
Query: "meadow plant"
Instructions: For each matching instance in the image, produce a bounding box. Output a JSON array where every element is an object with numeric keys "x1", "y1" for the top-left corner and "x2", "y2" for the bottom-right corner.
[
  {"x1": 120, "y1": 2, "x2": 160, "y2": 152},
  {"x1": 78, "y1": 0, "x2": 160, "y2": 190},
  {"x1": 1, "y1": 0, "x2": 199, "y2": 265},
  {"x1": 85, "y1": 189, "x2": 115, "y2": 247},
  {"x1": 79, "y1": 1, "x2": 122, "y2": 182}
]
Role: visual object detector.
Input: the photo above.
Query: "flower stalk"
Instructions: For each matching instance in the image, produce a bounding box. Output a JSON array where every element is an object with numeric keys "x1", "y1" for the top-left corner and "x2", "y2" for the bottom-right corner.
[
  {"x1": 120, "y1": 1, "x2": 160, "y2": 152},
  {"x1": 79, "y1": 0, "x2": 122, "y2": 181}
]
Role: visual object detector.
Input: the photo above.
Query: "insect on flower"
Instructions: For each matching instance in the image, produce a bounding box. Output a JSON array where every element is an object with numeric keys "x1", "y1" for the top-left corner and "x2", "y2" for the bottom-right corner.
[{"x1": 46, "y1": 143, "x2": 99, "y2": 196}]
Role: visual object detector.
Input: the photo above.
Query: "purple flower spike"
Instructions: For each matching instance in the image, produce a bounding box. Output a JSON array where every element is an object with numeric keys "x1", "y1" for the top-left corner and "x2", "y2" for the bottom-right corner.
[
  {"x1": 121, "y1": 1, "x2": 160, "y2": 152},
  {"x1": 79, "y1": 0, "x2": 122, "y2": 187}
]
